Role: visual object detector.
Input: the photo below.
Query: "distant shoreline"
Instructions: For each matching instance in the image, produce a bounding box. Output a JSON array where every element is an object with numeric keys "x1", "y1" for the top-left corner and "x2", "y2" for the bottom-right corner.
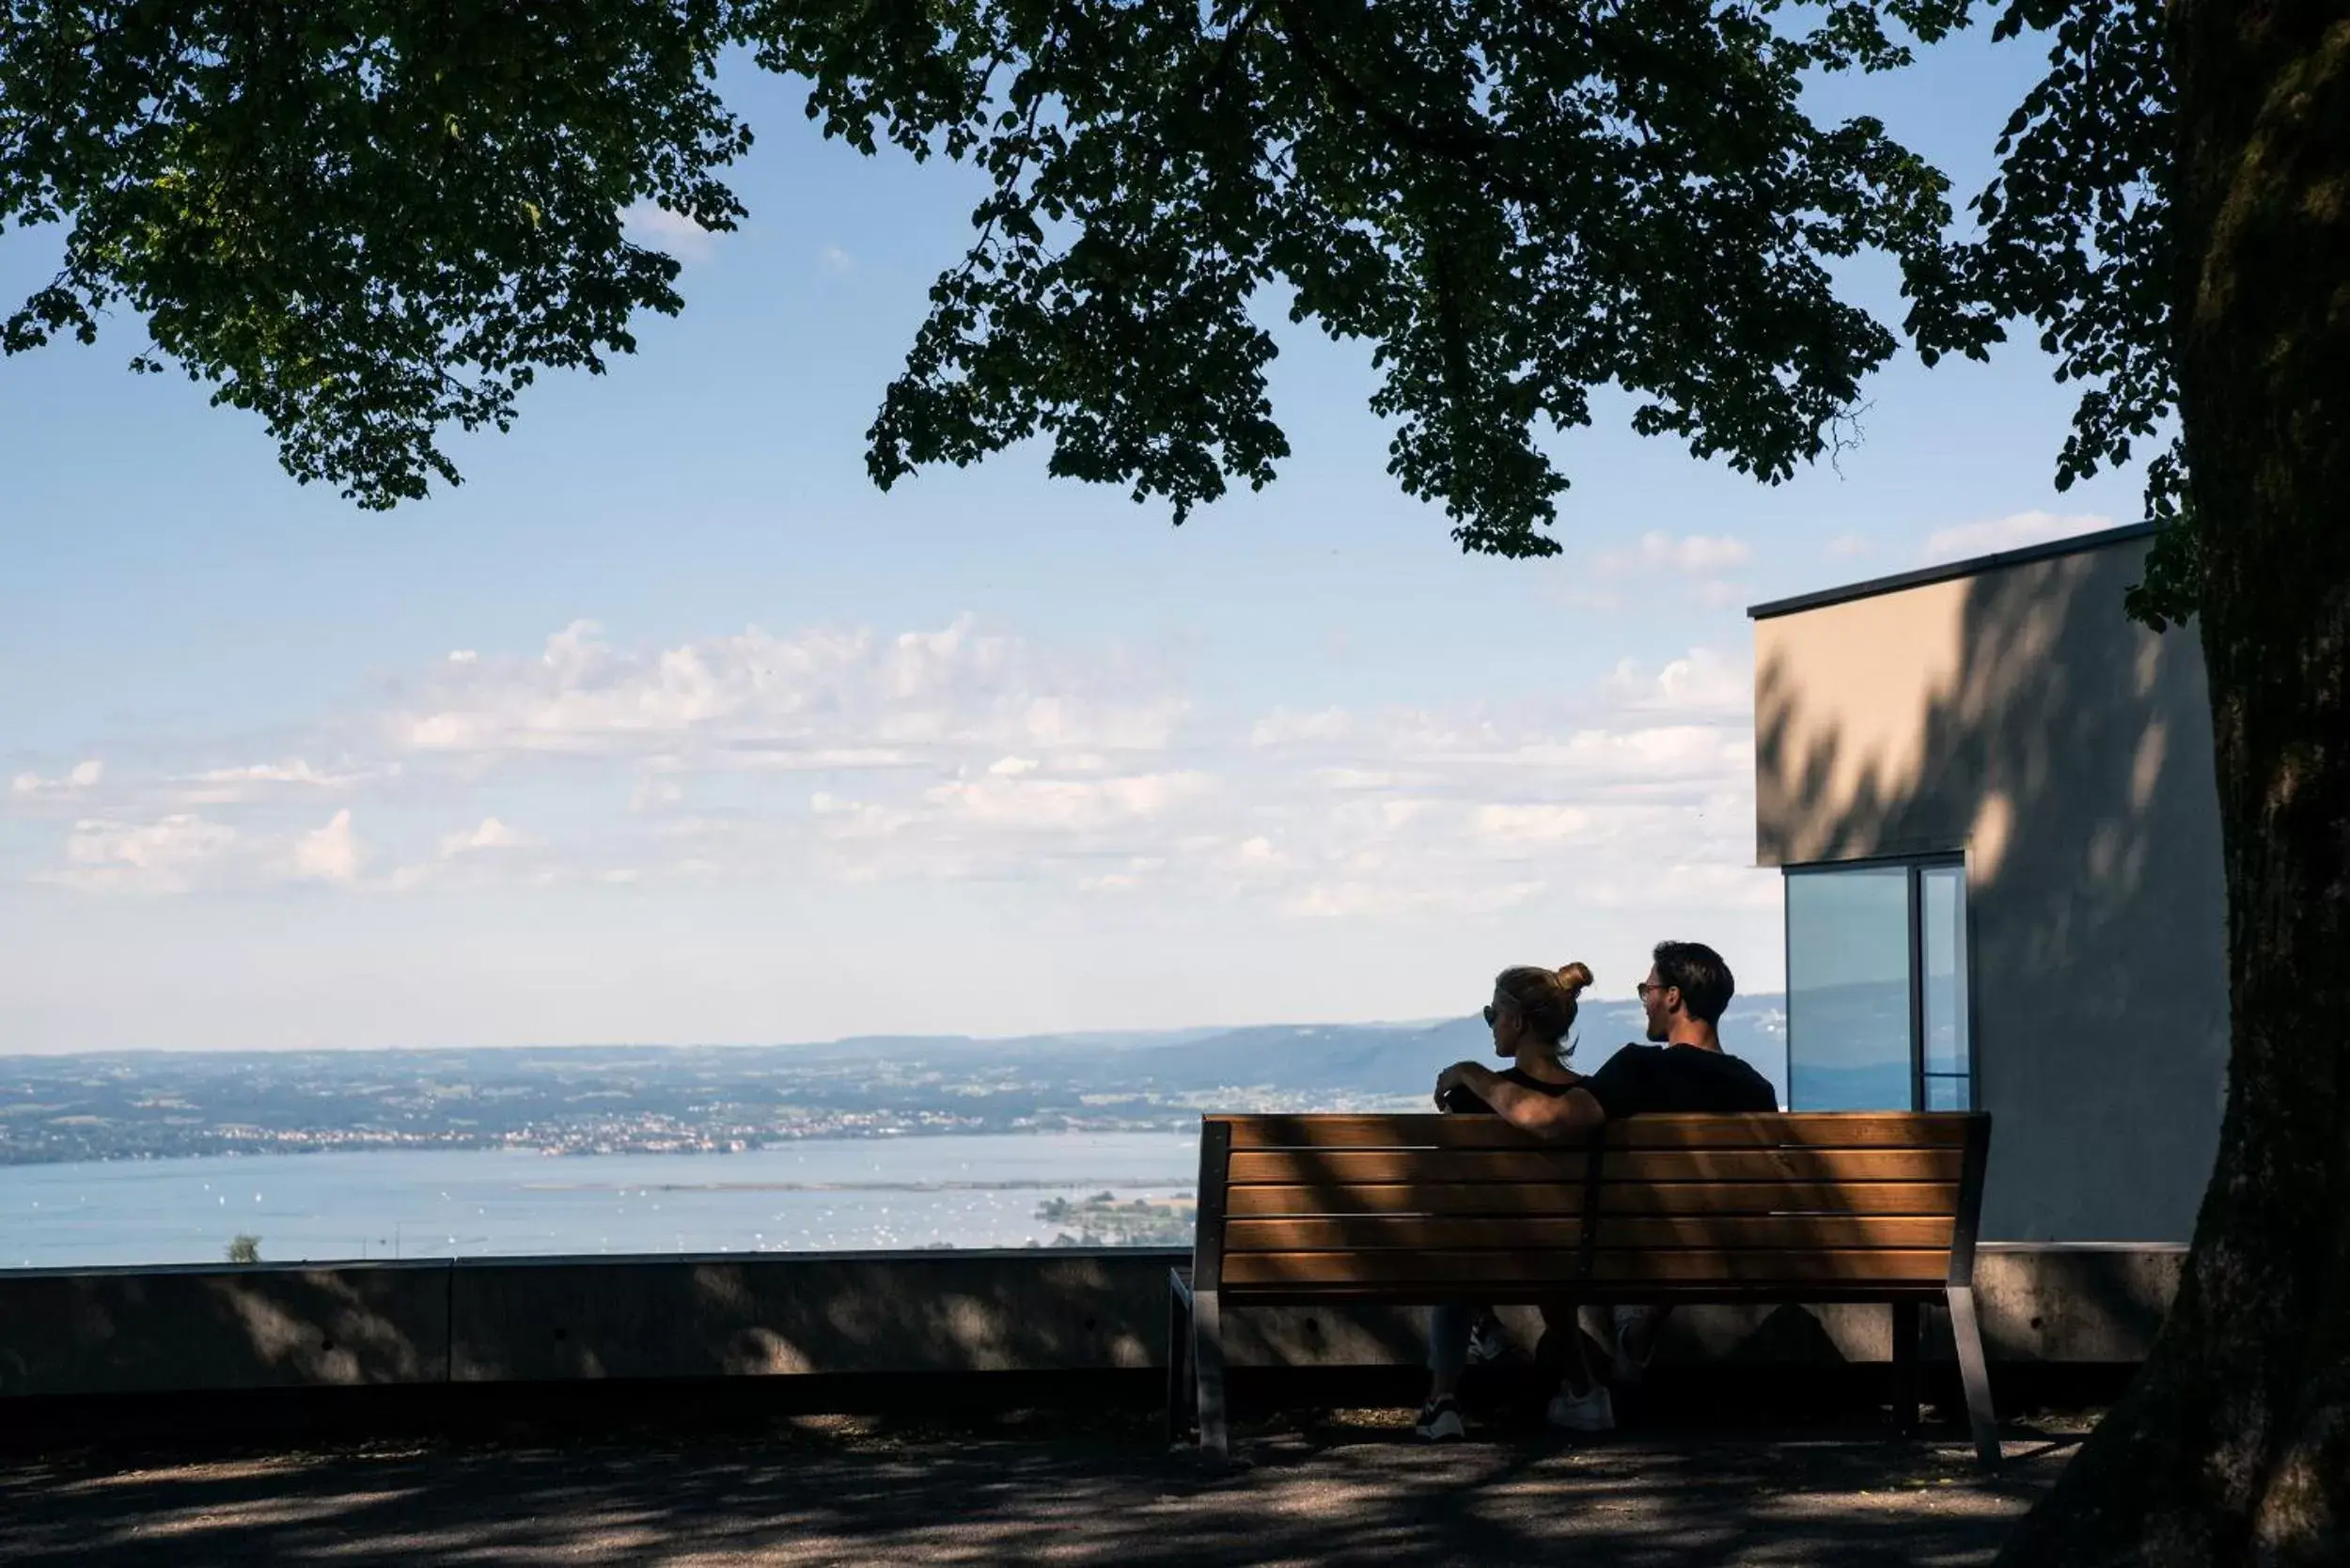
[
  {"x1": 0, "y1": 1132, "x2": 1209, "y2": 1269},
  {"x1": 0, "y1": 1008, "x2": 1787, "y2": 1168}
]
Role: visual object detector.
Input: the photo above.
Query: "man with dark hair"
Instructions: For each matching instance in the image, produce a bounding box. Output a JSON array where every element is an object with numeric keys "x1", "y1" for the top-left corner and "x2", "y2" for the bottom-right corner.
[
  {"x1": 1432, "y1": 940, "x2": 1777, "y2": 1433},
  {"x1": 1649, "y1": 939, "x2": 1737, "y2": 1031},
  {"x1": 1590, "y1": 939, "x2": 1771, "y2": 1119}
]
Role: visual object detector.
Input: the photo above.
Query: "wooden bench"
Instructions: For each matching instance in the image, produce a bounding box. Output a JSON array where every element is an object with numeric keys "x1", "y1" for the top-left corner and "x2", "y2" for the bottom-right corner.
[{"x1": 1167, "y1": 1110, "x2": 1997, "y2": 1465}]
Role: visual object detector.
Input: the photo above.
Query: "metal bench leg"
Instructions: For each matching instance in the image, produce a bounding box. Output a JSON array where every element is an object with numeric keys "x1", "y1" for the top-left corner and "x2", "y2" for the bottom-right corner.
[
  {"x1": 1195, "y1": 1287, "x2": 1230, "y2": 1465},
  {"x1": 1947, "y1": 1284, "x2": 2000, "y2": 1468},
  {"x1": 1165, "y1": 1270, "x2": 1195, "y2": 1447},
  {"x1": 1889, "y1": 1300, "x2": 1921, "y2": 1435}
]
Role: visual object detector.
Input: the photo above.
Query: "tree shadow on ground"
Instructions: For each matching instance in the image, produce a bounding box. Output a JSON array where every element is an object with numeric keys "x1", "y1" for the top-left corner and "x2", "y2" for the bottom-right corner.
[{"x1": 0, "y1": 1404, "x2": 2082, "y2": 1568}]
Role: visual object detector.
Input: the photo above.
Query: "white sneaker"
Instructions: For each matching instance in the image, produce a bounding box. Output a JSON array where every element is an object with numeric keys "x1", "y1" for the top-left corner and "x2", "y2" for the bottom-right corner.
[
  {"x1": 1415, "y1": 1396, "x2": 1466, "y2": 1442},
  {"x1": 1545, "y1": 1382, "x2": 1616, "y2": 1434}
]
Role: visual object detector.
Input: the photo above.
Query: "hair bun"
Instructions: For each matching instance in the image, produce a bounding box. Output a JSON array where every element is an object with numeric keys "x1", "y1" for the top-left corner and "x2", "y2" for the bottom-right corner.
[{"x1": 1556, "y1": 961, "x2": 1593, "y2": 995}]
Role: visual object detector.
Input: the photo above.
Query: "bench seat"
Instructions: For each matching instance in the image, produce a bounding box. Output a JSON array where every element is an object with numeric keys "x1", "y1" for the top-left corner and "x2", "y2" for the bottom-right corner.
[{"x1": 1167, "y1": 1111, "x2": 1997, "y2": 1464}]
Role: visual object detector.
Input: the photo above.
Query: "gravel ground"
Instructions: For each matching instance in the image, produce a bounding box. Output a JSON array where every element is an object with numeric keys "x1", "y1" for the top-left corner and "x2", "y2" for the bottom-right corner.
[{"x1": 0, "y1": 1408, "x2": 2089, "y2": 1566}]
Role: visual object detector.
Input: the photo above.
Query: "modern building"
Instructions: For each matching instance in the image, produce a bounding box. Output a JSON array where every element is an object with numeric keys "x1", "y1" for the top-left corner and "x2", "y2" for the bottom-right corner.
[{"x1": 1748, "y1": 523, "x2": 2229, "y2": 1243}]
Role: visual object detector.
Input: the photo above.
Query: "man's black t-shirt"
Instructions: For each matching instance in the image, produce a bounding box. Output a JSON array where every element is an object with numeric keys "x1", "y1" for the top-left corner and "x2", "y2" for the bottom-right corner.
[{"x1": 1582, "y1": 1043, "x2": 1778, "y2": 1117}]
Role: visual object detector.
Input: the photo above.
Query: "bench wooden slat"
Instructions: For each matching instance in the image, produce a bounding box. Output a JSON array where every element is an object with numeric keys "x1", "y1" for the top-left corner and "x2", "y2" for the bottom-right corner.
[
  {"x1": 1222, "y1": 1180, "x2": 1963, "y2": 1218},
  {"x1": 1226, "y1": 1147, "x2": 1964, "y2": 1186},
  {"x1": 1222, "y1": 1248, "x2": 1953, "y2": 1289},
  {"x1": 1219, "y1": 1113, "x2": 1972, "y2": 1151},
  {"x1": 1222, "y1": 1215, "x2": 1956, "y2": 1252},
  {"x1": 1176, "y1": 1111, "x2": 1999, "y2": 1468}
]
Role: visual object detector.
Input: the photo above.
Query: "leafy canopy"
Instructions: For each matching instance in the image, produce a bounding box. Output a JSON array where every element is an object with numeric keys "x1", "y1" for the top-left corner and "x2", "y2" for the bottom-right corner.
[
  {"x1": 2, "y1": 0, "x2": 2183, "y2": 604},
  {"x1": 2, "y1": 1, "x2": 750, "y2": 505}
]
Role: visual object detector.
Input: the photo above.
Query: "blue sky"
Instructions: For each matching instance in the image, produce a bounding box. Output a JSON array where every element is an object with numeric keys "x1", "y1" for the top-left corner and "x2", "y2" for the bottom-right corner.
[{"x1": 0, "y1": 30, "x2": 2153, "y2": 1052}]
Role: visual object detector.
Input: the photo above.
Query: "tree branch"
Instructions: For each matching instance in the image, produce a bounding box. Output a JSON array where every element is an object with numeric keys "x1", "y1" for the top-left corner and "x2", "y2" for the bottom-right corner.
[{"x1": 1271, "y1": 0, "x2": 1553, "y2": 206}]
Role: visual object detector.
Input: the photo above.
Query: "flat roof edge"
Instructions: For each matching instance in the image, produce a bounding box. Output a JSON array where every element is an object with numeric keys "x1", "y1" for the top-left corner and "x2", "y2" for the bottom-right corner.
[{"x1": 1747, "y1": 521, "x2": 2158, "y2": 620}]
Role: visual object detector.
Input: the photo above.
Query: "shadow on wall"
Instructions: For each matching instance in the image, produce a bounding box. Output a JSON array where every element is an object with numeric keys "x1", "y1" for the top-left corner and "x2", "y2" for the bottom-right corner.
[
  {"x1": 1754, "y1": 540, "x2": 2230, "y2": 1242},
  {"x1": 0, "y1": 1250, "x2": 1429, "y2": 1399},
  {"x1": 444, "y1": 1250, "x2": 1430, "y2": 1382},
  {"x1": 0, "y1": 1245, "x2": 2185, "y2": 1401},
  {"x1": 0, "y1": 1264, "x2": 448, "y2": 1398}
]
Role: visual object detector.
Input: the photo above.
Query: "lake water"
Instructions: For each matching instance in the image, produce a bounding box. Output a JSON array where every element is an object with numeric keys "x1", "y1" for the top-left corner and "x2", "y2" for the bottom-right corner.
[{"x1": 0, "y1": 1132, "x2": 1201, "y2": 1270}]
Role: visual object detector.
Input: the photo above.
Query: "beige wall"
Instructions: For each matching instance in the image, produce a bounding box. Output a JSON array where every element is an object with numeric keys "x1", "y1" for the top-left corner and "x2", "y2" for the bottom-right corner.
[{"x1": 1755, "y1": 537, "x2": 2230, "y2": 1241}]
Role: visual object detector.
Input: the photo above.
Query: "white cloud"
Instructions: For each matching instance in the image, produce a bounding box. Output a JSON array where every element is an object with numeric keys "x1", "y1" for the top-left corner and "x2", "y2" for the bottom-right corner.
[
  {"x1": 1530, "y1": 725, "x2": 1752, "y2": 780},
  {"x1": 18, "y1": 613, "x2": 1766, "y2": 927},
  {"x1": 630, "y1": 777, "x2": 685, "y2": 812},
  {"x1": 1280, "y1": 875, "x2": 1546, "y2": 921},
  {"x1": 821, "y1": 243, "x2": 853, "y2": 274},
  {"x1": 11, "y1": 759, "x2": 103, "y2": 796},
  {"x1": 293, "y1": 809, "x2": 364, "y2": 884},
  {"x1": 382, "y1": 817, "x2": 537, "y2": 891},
  {"x1": 1825, "y1": 532, "x2": 1874, "y2": 560},
  {"x1": 1473, "y1": 804, "x2": 1592, "y2": 842},
  {"x1": 52, "y1": 814, "x2": 237, "y2": 894},
  {"x1": 1311, "y1": 767, "x2": 1410, "y2": 792},
  {"x1": 1597, "y1": 532, "x2": 1753, "y2": 575},
  {"x1": 924, "y1": 772, "x2": 1208, "y2": 830},
  {"x1": 172, "y1": 759, "x2": 369, "y2": 805},
  {"x1": 1571, "y1": 534, "x2": 1747, "y2": 615},
  {"x1": 441, "y1": 817, "x2": 525, "y2": 857},
  {"x1": 195, "y1": 760, "x2": 338, "y2": 785},
  {"x1": 621, "y1": 202, "x2": 718, "y2": 262},
  {"x1": 1922, "y1": 510, "x2": 2112, "y2": 564},
  {"x1": 1251, "y1": 708, "x2": 1352, "y2": 747},
  {"x1": 40, "y1": 806, "x2": 384, "y2": 893},
  {"x1": 800, "y1": 769, "x2": 1216, "y2": 887},
  {"x1": 1604, "y1": 649, "x2": 1749, "y2": 719},
  {"x1": 392, "y1": 617, "x2": 1183, "y2": 767}
]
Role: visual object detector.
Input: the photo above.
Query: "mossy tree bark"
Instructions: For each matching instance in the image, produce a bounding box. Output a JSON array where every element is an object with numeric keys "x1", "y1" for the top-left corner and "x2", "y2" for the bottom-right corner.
[{"x1": 1998, "y1": 6, "x2": 2350, "y2": 1564}]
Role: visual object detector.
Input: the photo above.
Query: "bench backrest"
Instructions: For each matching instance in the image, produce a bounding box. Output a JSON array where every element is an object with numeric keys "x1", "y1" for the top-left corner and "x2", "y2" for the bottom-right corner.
[{"x1": 1191, "y1": 1112, "x2": 1989, "y2": 1305}]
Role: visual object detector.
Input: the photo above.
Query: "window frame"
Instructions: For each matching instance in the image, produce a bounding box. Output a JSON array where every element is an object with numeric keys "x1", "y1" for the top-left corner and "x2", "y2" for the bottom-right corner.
[{"x1": 1781, "y1": 851, "x2": 1975, "y2": 1113}]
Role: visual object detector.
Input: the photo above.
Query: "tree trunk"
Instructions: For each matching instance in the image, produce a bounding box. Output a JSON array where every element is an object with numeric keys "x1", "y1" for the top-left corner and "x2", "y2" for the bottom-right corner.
[{"x1": 1998, "y1": 6, "x2": 2350, "y2": 1566}]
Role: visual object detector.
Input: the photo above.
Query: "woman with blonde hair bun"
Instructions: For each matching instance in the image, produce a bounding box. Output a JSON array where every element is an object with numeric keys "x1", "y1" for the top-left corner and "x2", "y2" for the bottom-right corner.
[
  {"x1": 1438, "y1": 962, "x2": 1594, "y2": 1114},
  {"x1": 1416, "y1": 961, "x2": 1594, "y2": 1441}
]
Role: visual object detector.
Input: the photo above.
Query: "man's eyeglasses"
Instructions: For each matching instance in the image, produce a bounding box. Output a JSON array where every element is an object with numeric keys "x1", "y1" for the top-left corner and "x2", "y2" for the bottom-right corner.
[{"x1": 1636, "y1": 981, "x2": 1669, "y2": 1000}]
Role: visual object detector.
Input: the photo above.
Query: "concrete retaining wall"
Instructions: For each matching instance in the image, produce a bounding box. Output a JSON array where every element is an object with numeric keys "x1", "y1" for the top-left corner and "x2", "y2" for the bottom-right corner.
[{"x1": 0, "y1": 1243, "x2": 2183, "y2": 1400}]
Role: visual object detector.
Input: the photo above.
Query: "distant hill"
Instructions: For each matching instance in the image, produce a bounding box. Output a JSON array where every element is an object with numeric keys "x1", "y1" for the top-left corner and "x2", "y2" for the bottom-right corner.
[
  {"x1": 1090, "y1": 997, "x2": 1788, "y2": 1105},
  {"x1": 0, "y1": 996, "x2": 1789, "y2": 1163}
]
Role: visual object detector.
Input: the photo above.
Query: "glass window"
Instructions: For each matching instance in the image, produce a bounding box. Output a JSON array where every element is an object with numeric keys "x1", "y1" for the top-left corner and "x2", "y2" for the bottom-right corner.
[
  {"x1": 1786, "y1": 867, "x2": 1914, "y2": 1111},
  {"x1": 1920, "y1": 862, "x2": 1970, "y2": 1109},
  {"x1": 1785, "y1": 857, "x2": 1972, "y2": 1112}
]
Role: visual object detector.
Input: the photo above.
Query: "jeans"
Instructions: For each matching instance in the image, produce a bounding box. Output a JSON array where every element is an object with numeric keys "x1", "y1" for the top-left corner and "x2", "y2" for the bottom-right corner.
[
  {"x1": 1427, "y1": 1302, "x2": 1591, "y2": 1382},
  {"x1": 1428, "y1": 1303, "x2": 1477, "y2": 1378}
]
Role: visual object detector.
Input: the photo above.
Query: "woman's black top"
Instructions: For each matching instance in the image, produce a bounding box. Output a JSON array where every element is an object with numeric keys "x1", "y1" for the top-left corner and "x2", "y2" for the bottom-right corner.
[{"x1": 1439, "y1": 1065, "x2": 1577, "y2": 1116}]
